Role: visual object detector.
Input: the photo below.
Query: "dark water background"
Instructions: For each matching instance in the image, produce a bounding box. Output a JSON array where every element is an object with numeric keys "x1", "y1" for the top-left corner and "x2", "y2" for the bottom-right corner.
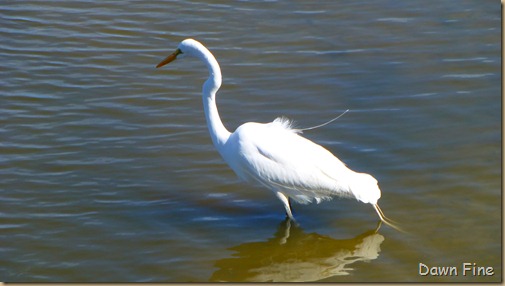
[{"x1": 0, "y1": 1, "x2": 501, "y2": 282}]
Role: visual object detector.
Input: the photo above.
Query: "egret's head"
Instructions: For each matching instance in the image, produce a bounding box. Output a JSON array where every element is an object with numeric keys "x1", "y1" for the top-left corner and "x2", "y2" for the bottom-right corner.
[
  {"x1": 350, "y1": 173, "x2": 381, "y2": 205},
  {"x1": 156, "y1": 39, "x2": 203, "y2": 68}
]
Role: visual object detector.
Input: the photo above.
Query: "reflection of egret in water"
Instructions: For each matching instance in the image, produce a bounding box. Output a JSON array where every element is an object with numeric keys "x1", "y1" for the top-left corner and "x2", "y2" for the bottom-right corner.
[{"x1": 210, "y1": 220, "x2": 384, "y2": 282}]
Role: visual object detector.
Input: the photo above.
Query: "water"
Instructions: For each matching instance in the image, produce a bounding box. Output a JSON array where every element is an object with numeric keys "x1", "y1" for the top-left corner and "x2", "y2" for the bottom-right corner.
[{"x1": 0, "y1": 0, "x2": 500, "y2": 282}]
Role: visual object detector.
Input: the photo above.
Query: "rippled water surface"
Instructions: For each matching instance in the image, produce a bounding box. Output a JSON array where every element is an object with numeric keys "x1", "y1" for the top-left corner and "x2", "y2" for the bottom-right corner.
[{"x1": 1, "y1": 1, "x2": 501, "y2": 282}]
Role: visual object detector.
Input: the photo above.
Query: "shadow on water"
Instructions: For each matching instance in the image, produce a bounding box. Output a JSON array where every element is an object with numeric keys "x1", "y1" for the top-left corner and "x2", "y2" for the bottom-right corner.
[{"x1": 210, "y1": 219, "x2": 385, "y2": 282}]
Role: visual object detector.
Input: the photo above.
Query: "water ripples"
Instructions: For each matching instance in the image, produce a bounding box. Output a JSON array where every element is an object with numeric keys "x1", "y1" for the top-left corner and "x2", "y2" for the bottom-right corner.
[{"x1": 1, "y1": 0, "x2": 500, "y2": 282}]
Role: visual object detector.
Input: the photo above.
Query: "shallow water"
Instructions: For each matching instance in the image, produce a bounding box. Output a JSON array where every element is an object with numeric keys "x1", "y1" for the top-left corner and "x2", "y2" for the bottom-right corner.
[{"x1": 0, "y1": 0, "x2": 501, "y2": 282}]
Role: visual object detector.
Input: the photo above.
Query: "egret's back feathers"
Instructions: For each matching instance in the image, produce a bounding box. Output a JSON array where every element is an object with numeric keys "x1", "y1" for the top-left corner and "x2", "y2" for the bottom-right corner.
[
  {"x1": 272, "y1": 116, "x2": 301, "y2": 134},
  {"x1": 221, "y1": 119, "x2": 380, "y2": 205}
]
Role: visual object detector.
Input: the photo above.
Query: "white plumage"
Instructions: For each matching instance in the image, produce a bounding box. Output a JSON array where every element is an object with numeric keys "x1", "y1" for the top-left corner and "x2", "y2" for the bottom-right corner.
[{"x1": 157, "y1": 38, "x2": 399, "y2": 230}]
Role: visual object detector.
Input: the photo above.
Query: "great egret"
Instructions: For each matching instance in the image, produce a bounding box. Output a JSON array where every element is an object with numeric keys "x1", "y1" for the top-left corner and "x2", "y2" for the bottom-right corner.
[{"x1": 157, "y1": 39, "x2": 398, "y2": 230}]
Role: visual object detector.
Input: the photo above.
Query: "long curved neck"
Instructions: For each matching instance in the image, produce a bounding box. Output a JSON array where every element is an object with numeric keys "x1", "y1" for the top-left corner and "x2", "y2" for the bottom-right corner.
[{"x1": 196, "y1": 47, "x2": 231, "y2": 150}]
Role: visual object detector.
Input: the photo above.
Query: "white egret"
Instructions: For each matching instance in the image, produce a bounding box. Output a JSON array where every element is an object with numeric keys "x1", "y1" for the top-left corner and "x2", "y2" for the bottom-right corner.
[{"x1": 157, "y1": 39, "x2": 399, "y2": 230}]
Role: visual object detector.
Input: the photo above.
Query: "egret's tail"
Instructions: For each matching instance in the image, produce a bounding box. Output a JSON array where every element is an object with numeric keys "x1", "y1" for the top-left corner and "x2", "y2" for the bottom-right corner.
[{"x1": 373, "y1": 204, "x2": 405, "y2": 233}]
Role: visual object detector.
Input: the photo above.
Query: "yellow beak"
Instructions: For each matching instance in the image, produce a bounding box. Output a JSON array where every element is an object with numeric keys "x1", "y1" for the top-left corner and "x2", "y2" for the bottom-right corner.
[{"x1": 156, "y1": 49, "x2": 182, "y2": 68}]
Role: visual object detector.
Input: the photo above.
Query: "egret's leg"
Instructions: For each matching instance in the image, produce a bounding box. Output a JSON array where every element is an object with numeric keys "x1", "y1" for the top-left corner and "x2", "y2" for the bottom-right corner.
[
  {"x1": 276, "y1": 191, "x2": 294, "y2": 220},
  {"x1": 374, "y1": 204, "x2": 397, "y2": 223},
  {"x1": 373, "y1": 204, "x2": 404, "y2": 233},
  {"x1": 373, "y1": 204, "x2": 389, "y2": 224}
]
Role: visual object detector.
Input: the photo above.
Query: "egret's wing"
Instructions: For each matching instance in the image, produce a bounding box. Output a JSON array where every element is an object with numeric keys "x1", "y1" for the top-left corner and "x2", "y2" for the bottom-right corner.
[{"x1": 231, "y1": 121, "x2": 353, "y2": 204}]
